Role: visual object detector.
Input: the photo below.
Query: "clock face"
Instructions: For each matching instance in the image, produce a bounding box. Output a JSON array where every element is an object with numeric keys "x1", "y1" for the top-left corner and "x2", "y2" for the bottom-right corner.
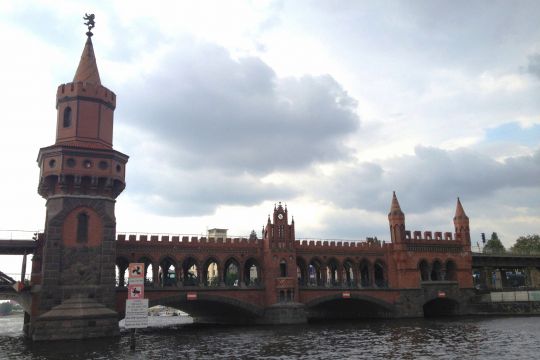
[{"x1": 277, "y1": 213, "x2": 283, "y2": 220}]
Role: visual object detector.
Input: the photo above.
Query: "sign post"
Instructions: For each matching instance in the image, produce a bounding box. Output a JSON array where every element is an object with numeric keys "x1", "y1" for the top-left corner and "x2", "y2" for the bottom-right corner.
[{"x1": 125, "y1": 263, "x2": 148, "y2": 350}]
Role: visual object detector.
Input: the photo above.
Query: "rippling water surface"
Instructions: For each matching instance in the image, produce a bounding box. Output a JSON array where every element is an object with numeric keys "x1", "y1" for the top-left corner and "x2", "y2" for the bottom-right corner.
[{"x1": 1, "y1": 315, "x2": 540, "y2": 359}]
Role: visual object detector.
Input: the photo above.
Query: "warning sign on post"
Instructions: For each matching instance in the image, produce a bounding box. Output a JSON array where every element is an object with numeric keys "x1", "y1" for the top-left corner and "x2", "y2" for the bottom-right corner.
[
  {"x1": 128, "y1": 284, "x2": 144, "y2": 299},
  {"x1": 125, "y1": 262, "x2": 148, "y2": 329},
  {"x1": 125, "y1": 299, "x2": 149, "y2": 329}
]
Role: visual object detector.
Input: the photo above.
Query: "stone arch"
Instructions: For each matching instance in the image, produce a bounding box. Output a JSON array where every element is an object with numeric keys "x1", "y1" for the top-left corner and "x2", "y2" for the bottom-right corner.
[
  {"x1": 418, "y1": 259, "x2": 430, "y2": 282},
  {"x1": 374, "y1": 259, "x2": 387, "y2": 288},
  {"x1": 148, "y1": 292, "x2": 264, "y2": 321},
  {"x1": 308, "y1": 257, "x2": 324, "y2": 286},
  {"x1": 158, "y1": 256, "x2": 178, "y2": 287},
  {"x1": 202, "y1": 257, "x2": 220, "y2": 287},
  {"x1": 445, "y1": 259, "x2": 457, "y2": 281},
  {"x1": 224, "y1": 257, "x2": 240, "y2": 287},
  {"x1": 326, "y1": 258, "x2": 340, "y2": 287},
  {"x1": 138, "y1": 256, "x2": 155, "y2": 285},
  {"x1": 359, "y1": 259, "x2": 371, "y2": 287},
  {"x1": 306, "y1": 293, "x2": 395, "y2": 319},
  {"x1": 431, "y1": 259, "x2": 443, "y2": 281},
  {"x1": 243, "y1": 258, "x2": 261, "y2": 287},
  {"x1": 115, "y1": 256, "x2": 129, "y2": 287},
  {"x1": 182, "y1": 257, "x2": 199, "y2": 286},
  {"x1": 296, "y1": 256, "x2": 308, "y2": 286},
  {"x1": 343, "y1": 258, "x2": 356, "y2": 287}
]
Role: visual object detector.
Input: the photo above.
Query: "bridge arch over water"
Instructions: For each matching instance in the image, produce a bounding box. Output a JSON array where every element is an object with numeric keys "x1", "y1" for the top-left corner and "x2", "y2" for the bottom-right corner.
[{"x1": 305, "y1": 293, "x2": 396, "y2": 320}]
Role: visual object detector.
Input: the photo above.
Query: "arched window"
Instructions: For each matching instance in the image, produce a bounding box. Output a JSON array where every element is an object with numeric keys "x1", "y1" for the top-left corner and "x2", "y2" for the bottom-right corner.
[
  {"x1": 63, "y1": 107, "x2": 72, "y2": 128},
  {"x1": 77, "y1": 212, "x2": 88, "y2": 243},
  {"x1": 431, "y1": 260, "x2": 442, "y2": 281},
  {"x1": 419, "y1": 260, "x2": 430, "y2": 281},
  {"x1": 280, "y1": 259, "x2": 287, "y2": 277}
]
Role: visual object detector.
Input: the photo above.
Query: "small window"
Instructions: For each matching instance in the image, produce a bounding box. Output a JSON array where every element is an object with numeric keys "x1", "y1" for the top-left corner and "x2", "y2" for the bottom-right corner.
[
  {"x1": 77, "y1": 212, "x2": 89, "y2": 243},
  {"x1": 63, "y1": 107, "x2": 72, "y2": 128},
  {"x1": 280, "y1": 259, "x2": 287, "y2": 277}
]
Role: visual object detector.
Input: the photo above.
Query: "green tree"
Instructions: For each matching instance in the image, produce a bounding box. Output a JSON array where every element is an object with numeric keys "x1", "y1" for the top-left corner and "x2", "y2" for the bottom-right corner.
[
  {"x1": 483, "y1": 232, "x2": 506, "y2": 254},
  {"x1": 510, "y1": 234, "x2": 540, "y2": 255},
  {"x1": 0, "y1": 301, "x2": 13, "y2": 316}
]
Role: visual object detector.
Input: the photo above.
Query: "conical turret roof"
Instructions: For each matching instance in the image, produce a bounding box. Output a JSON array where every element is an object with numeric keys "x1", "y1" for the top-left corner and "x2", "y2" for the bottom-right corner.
[
  {"x1": 454, "y1": 197, "x2": 469, "y2": 220},
  {"x1": 73, "y1": 35, "x2": 101, "y2": 85},
  {"x1": 389, "y1": 191, "x2": 404, "y2": 215}
]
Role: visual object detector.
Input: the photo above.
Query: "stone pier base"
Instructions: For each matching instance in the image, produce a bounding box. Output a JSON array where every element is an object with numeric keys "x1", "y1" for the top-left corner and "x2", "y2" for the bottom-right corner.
[
  {"x1": 260, "y1": 303, "x2": 307, "y2": 324},
  {"x1": 31, "y1": 296, "x2": 119, "y2": 341}
]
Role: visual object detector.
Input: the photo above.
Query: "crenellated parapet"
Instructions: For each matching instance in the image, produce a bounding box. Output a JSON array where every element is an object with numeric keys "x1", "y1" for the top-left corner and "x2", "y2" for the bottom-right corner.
[
  {"x1": 405, "y1": 230, "x2": 455, "y2": 242},
  {"x1": 57, "y1": 81, "x2": 116, "y2": 110},
  {"x1": 116, "y1": 234, "x2": 262, "y2": 248},
  {"x1": 295, "y1": 239, "x2": 392, "y2": 252}
]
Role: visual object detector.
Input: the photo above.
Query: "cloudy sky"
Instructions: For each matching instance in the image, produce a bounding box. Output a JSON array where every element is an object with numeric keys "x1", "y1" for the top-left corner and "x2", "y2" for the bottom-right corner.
[{"x1": 1, "y1": 1, "x2": 539, "y2": 273}]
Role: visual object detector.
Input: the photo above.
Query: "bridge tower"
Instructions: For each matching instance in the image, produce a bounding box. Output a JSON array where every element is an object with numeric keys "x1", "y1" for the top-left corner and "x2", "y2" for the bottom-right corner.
[
  {"x1": 454, "y1": 198, "x2": 470, "y2": 246},
  {"x1": 262, "y1": 203, "x2": 305, "y2": 323},
  {"x1": 31, "y1": 21, "x2": 128, "y2": 340},
  {"x1": 388, "y1": 191, "x2": 406, "y2": 243}
]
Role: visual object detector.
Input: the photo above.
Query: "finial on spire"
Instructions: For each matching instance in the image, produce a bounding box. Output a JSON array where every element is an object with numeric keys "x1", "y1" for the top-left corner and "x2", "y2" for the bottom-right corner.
[{"x1": 84, "y1": 13, "x2": 95, "y2": 37}]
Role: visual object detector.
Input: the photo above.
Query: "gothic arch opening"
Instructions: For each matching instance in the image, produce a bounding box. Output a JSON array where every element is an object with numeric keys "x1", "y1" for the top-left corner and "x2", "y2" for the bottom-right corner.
[
  {"x1": 244, "y1": 258, "x2": 260, "y2": 287},
  {"x1": 203, "y1": 258, "x2": 219, "y2": 287},
  {"x1": 326, "y1": 258, "x2": 339, "y2": 287},
  {"x1": 297, "y1": 257, "x2": 307, "y2": 286},
  {"x1": 308, "y1": 258, "x2": 323, "y2": 287},
  {"x1": 419, "y1": 260, "x2": 430, "y2": 282},
  {"x1": 359, "y1": 260, "x2": 371, "y2": 288},
  {"x1": 159, "y1": 257, "x2": 177, "y2": 287},
  {"x1": 431, "y1": 260, "x2": 443, "y2": 281},
  {"x1": 446, "y1": 260, "x2": 457, "y2": 281},
  {"x1": 374, "y1": 260, "x2": 387, "y2": 288},
  {"x1": 182, "y1": 257, "x2": 199, "y2": 286},
  {"x1": 224, "y1": 258, "x2": 240, "y2": 287},
  {"x1": 343, "y1": 259, "x2": 355, "y2": 287}
]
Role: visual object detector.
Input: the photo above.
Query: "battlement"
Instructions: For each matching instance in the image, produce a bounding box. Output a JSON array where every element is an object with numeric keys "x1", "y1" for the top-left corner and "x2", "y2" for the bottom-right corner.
[
  {"x1": 405, "y1": 230, "x2": 460, "y2": 242},
  {"x1": 116, "y1": 233, "x2": 261, "y2": 247},
  {"x1": 294, "y1": 238, "x2": 391, "y2": 251},
  {"x1": 56, "y1": 81, "x2": 116, "y2": 109}
]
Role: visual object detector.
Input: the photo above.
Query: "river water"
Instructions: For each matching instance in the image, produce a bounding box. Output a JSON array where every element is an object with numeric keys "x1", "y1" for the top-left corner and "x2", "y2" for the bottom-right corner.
[{"x1": 1, "y1": 314, "x2": 539, "y2": 359}]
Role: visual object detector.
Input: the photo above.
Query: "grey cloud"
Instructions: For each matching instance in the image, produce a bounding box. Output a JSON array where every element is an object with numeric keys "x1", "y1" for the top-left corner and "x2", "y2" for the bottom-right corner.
[
  {"x1": 127, "y1": 165, "x2": 297, "y2": 216},
  {"x1": 527, "y1": 53, "x2": 540, "y2": 79},
  {"x1": 119, "y1": 40, "x2": 359, "y2": 175},
  {"x1": 318, "y1": 147, "x2": 540, "y2": 214}
]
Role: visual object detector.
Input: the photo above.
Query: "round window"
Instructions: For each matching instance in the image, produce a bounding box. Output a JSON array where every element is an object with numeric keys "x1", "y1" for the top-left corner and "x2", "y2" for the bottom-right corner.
[
  {"x1": 116, "y1": 164, "x2": 122, "y2": 173},
  {"x1": 48, "y1": 159, "x2": 56, "y2": 168},
  {"x1": 83, "y1": 160, "x2": 92, "y2": 169},
  {"x1": 66, "y1": 158, "x2": 76, "y2": 168},
  {"x1": 99, "y1": 161, "x2": 108, "y2": 170}
]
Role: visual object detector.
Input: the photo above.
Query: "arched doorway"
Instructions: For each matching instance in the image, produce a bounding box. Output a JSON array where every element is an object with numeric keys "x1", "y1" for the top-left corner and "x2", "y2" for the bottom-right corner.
[
  {"x1": 244, "y1": 258, "x2": 260, "y2": 287},
  {"x1": 182, "y1": 257, "x2": 199, "y2": 286},
  {"x1": 224, "y1": 258, "x2": 240, "y2": 287},
  {"x1": 308, "y1": 259, "x2": 323, "y2": 287},
  {"x1": 203, "y1": 258, "x2": 219, "y2": 287},
  {"x1": 297, "y1": 257, "x2": 307, "y2": 286}
]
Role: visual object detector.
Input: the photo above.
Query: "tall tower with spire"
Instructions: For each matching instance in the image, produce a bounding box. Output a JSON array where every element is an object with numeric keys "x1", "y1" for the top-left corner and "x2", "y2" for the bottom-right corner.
[
  {"x1": 31, "y1": 15, "x2": 127, "y2": 340},
  {"x1": 453, "y1": 197, "x2": 470, "y2": 245},
  {"x1": 388, "y1": 191, "x2": 406, "y2": 243}
]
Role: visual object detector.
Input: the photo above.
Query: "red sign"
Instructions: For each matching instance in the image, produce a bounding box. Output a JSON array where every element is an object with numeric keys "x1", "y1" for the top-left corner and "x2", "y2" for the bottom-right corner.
[
  {"x1": 342, "y1": 291, "x2": 351, "y2": 299},
  {"x1": 187, "y1": 292, "x2": 197, "y2": 301},
  {"x1": 128, "y1": 263, "x2": 145, "y2": 279},
  {"x1": 437, "y1": 291, "x2": 447, "y2": 298},
  {"x1": 128, "y1": 284, "x2": 144, "y2": 299}
]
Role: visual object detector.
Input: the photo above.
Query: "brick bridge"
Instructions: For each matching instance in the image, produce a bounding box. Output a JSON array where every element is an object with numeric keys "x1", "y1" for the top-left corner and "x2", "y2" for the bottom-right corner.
[{"x1": 111, "y1": 199, "x2": 474, "y2": 323}]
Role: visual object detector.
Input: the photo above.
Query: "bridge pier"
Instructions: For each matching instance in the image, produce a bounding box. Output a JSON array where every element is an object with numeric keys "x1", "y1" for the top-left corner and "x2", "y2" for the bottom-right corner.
[{"x1": 259, "y1": 303, "x2": 308, "y2": 324}]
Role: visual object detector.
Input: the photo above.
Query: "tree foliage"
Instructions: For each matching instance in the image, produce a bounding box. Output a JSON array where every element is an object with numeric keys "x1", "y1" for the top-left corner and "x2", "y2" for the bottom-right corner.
[
  {"x1": 510, "y1": 234, "x2": 540, "y2": 255},
  {"x1": 483, "y1": 232, "x2": 506, "y2": 254}
]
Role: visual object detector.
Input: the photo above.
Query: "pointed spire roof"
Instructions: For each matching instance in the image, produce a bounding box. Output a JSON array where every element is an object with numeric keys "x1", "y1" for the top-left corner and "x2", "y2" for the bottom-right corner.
[
  {"x1": 389, "y1": 191, "x2": 404, "y2": 215},
  {"x1": 454, "y1": 197, "x2": 468, "y2": 220},
  {"x1": 73, "y1": 35, "x2": 101, "y2": 85}
]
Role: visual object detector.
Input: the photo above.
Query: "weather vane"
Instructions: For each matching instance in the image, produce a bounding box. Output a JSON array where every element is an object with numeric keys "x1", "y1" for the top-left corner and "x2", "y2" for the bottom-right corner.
[{"x1": 83, "y1": 13, "x2": 95, "y2": 37}]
